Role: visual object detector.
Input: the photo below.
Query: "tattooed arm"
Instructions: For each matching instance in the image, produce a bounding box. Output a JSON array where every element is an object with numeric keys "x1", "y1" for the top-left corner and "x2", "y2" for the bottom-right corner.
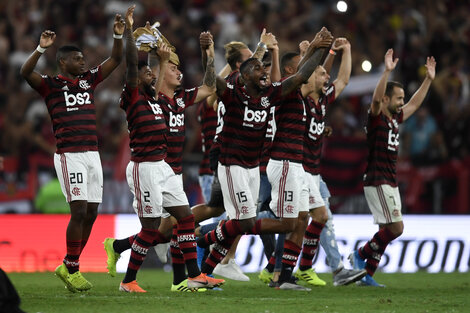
[
  {"x1": 281, "y1": 28, "x2": 333, "y2": 97},
  {"x1": 195, "y1": 39, "x2": 217, "y2": 103}
]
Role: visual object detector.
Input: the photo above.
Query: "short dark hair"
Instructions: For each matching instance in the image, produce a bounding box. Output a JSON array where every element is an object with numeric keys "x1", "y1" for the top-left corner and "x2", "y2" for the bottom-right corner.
[
  {"x1": 138, "y1": 60, "x2": 148, "y2": 71},
  {"x1": 239, "y1": 58, "x2": 259, "y2": 75},
  {"x1": 224, "y1": 41, "x2": 249, "y2": 70},
  {"x1": 280, "y1": 52, "x2": 300, "y2": 77},
  {"x1": 56, "y1": 45, "x2": 82, "y2": 64},
  {"x1": 385, "y1": 81, "x2": 404, "y2": 98}
]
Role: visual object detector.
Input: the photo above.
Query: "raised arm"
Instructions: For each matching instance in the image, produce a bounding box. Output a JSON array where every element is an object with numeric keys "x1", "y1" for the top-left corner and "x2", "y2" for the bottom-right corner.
[
  {"x1": 281, "y1": 28, "x2": 333, "y2": 97},
  {"x1": 252, "y1": 28, "x2": 268, "y2": 60},
  {"x1": 124, "y1": 5, "x2": 138, "y2": 88},
  {"x1": 154, "y1": 44, "x2": 171, "y2": 97},
  {"x1": 297, "y1": 27, "x2": 330, "y2": 71},
  {"x1": 370, "y1": 49, "x2": 398, "y2": 116},
  {"x1": 252, "y1": 28, "x2": 277, "y2": 61},
  {"x1": 99, "y1": 13, "x2": 125, "y2": 79},
  {"x1": 269, "y1": 40, "x2": 281, "y2": 83},
  {"x1": 331, "y1": 38, "x2": 351, "y2": 97},
  {"x1": 199, "y1": 31, "x2": 213, "y2": 72},
  {"x1": 402, "y1": 56, "x2": 436, "y2": 121},
  {"x1": 195, "y1": 38, "x2": 217, "y2": 103},
  {"x1": 20, "y1": 30, "x2": 56, "y2": 89},
  {"x1": 322, "y1": 50, "x2": 336, "y2": 74}
]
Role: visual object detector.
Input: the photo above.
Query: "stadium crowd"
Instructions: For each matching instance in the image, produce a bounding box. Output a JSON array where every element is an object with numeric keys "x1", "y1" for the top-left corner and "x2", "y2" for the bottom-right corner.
[{"x1": 0, "y1": 0, "x2": 469, "y2": 214}]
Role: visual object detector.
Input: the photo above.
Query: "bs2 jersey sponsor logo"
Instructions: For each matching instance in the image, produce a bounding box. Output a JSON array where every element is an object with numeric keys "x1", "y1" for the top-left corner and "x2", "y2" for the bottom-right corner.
[
  {"x1": 169, "y1": 111, "x2": 184, "y2": 128},
  {"x1": 64, "y1": 91, "x2": 91, "y2": 111},
  {"x1": 243, "y1": 106, "x2": 267, "y2": 128},
  {"x1": 308, "y1": 119, "x2": 324, "y2": 140},
  {"x1": 388, "y1": 130, "x2": 399, "y2": 151}
]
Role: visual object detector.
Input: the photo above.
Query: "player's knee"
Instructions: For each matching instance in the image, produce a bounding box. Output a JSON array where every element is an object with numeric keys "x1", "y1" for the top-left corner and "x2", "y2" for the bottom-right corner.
[
  {"x1": 297, "y1": 212, "x2": 309, "y2": 228},
  {"x1": 386, "y1": 222, "x2": 404, "y2": 239},
  {"x1": 84, "y1": 210, "x2": 98, "y2": 225},
  {"x1": 392, "y1": 224, "x2": 404, "y2": 238},
  {"x1": 311, "y1": 210, "x2": 328, "y2": 224},
  {"x1": 70, "y1": 210, "x2": 87, "y2": 222}
]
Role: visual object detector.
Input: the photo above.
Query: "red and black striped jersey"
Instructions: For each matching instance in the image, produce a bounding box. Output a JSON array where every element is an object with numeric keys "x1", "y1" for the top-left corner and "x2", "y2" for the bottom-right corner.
[
  {"x1": 259, "y1": 106, "x2": 275, "y2": 174},
  {"x1": 211, "y1": 70, "x2": 240, "y2": 155},
  {"x1": 303, "y1": 84, "x2": 336, "y2": 175},
  {"x1": 158, "y1": 88, "x2": 199, "y2": 174},
  {"x1": 218, "y1": 80, "x2": 283, "y2": 168},
  {"x1": 269, "y1": 87, "x2": 306, "y2": 163},
  {"x1": 119, "y1": 84, "x2": 167, "y2": 162},
  {"x1": 197, "y1": 100, "x2": 217, "y2": 175},
  {"x1": 34, "y1": 66, "x2": 103, "y2": 153},
  {"x1": 363, "y1": 110, "x2": 403, "y2": 187}
]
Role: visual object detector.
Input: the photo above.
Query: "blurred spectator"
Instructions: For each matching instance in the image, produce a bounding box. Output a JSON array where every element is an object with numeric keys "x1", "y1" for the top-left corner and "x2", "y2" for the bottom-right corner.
[{"x1": 402, "y1": 106, "x2": 448, "y2": 166}]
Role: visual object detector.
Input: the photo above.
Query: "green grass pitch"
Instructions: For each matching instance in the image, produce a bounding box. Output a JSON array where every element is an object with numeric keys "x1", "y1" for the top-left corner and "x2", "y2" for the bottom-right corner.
[{"x1": 8, "y1": 270, "x2": 470, "y2": 313}]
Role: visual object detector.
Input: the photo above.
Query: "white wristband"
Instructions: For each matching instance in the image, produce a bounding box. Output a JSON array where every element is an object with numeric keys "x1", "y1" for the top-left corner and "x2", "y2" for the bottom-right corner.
[
  {"x1": 113, "y1": 33, "x2": 123, "y2": 39},
  {"x1": 36, "y1": 45, "x2": 46, "y2": 54}
]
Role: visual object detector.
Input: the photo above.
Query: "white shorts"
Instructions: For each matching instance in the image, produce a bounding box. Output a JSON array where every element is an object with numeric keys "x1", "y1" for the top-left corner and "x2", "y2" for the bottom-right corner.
[
  {"x1": 218, "y1": 163, "x2": 259, "y2": 220},
  {"x1": 54, "y1": 151, "x2": 103, "y2": 203},
  {"x1": 126, "y1": 160, "x2": 187, "y2": 218},
  {"x1": 304, "y1": 172, "x2": 325, "y2": 210},
  {"x1": 267, "y1": 159, "x2": 304, "y2": 218},
  {"x1": 364, "y1": 185, "x2": 402, "y2": 224},
  {"x1": 163, "y1": 173, "x2": 189, "y2": 209}
]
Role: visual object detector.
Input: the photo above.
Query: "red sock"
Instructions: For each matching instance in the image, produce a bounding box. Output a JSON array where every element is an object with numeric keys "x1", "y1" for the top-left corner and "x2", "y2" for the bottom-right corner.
[
  {"x1": 170, "y1": 225, "x2": 184, "y2": 265},
  {"x1": 177, "y1": 215, "x2": 201, "y2": 277},
  {"x1": 265, "y1": 255, "x2": 276, "y2": 273},
  {"x1": 201, "y1": 219, "x2": 243, "y2": 247},
  {"x1": 299, "y1": 220, "x2": 324, "y2": 271},
  {"x1": 123, "y1": 228, "x2": 157, "y2": 283},
  {"x1": 152, "y1": 230, "x2": 169, "y2": 246},
  {"x1": 177, "y1": 215, "x2": 198, "y2": 262},
  {"x1": 359, "y1": 227, "x2": 398, "y2": 276},
  {"x1": 64, "y1": 240, "x2": 81, "y2": 273},
  {"x1": 279, "y1": 240, "x2": 301, "y2": 283},
  {"x1": 248, "y1": 219, "x2": 262, "y2": 235},
  {"x1": 201, "y1": 237, "x2": 235, "y2": 275},
  {"x1": 128, "y1": 228, "x2": 156, "y2": 271}
]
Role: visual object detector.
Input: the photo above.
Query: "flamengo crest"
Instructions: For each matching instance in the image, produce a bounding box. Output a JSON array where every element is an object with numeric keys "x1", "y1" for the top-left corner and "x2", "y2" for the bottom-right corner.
[{"x1": 79, "y1": 80, "x2": 91, "y2": 90}]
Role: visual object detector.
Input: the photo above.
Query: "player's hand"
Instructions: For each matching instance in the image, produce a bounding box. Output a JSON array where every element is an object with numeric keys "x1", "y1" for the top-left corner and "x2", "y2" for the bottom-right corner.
[
  {"x1": 39, "y1": 30, "x2": 56, "y2": 48},
  {"x1": 267, "y1": 37, "x2": 278, "y2": 51},
  {"x1": 311, "y1": 27, "x2": 333, "y2": 49},
  {"x1": 157, "y1": 43, "x2": 171, "y2": 62},
  {"x1": 332, "y1": 38, "x2": 350, "y2": 52},
  {"x1": 260, "y1": 29, "x2": 277, "y2": 48},
  {"x1": 323, "y1": 126, "x2": 333, "y2": 137},
  {"x1": 123, "y1": 5, "x2": 135, "y2": 29},
  {"x1": 299, "y1": 40, "x2": 309, "y2": 57},
  {"x1": 200, "y1": 31, "x2": 213, "y2": 50},
  {"x1": 425, "y1": 56, "x2": 436, "y2": 80},
  {"x1": 384, "y1": 49, "x2": 399, "y2": 72},
  {"x1": 114, "y1": 13, "x2": 125, "y2": 35}
]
